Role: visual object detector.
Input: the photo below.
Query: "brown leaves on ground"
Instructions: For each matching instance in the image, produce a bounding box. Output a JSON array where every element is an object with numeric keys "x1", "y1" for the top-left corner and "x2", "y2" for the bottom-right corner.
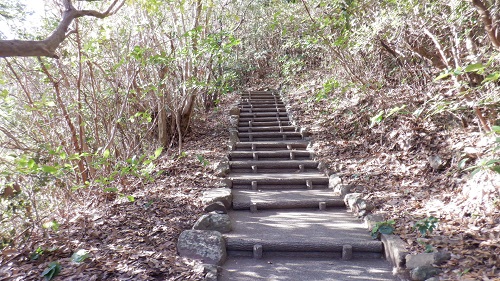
[
  {"x1": 281, "y1": 71, "x2": 500, "y2": 280},
  {"x1": 0, "y1": 94, "x2": 238, "y2": 281}
]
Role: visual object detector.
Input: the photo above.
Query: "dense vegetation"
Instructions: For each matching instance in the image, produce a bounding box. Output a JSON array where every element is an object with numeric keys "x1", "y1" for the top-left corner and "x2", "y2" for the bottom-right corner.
[{"x1": 0, "y1": 0, "x2": 498, "y2": 279}]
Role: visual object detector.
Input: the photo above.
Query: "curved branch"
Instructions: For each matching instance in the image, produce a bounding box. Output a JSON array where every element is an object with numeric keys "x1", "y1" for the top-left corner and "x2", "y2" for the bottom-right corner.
[{"x1": 0, "y1": 0, "x2": 125, "y2": 58}]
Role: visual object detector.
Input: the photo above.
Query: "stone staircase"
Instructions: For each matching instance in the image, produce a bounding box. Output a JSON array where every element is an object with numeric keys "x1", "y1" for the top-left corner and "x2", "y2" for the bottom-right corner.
[{"x1": 219, "y1": 91, "x2": 396, "y2": 280}]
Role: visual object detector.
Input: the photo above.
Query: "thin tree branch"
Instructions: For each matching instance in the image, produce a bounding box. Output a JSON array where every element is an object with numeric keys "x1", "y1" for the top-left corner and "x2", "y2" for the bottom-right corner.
[{"x1": 0, "y1": 0, "x2": 125, "y2": 58}]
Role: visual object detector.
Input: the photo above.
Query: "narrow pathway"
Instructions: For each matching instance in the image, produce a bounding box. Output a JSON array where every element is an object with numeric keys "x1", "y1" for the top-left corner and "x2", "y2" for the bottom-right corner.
[{"x1": 219, "y1": 91, "x2": 396, "y2": 280}]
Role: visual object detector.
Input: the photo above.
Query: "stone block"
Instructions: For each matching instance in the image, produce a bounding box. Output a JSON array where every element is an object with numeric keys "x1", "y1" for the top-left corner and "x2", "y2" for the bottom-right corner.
[
  {"x1": 364, "y1": 214, "x2": 385, "y2": 231},
  {"x1": 343, "y1": 193, "x2": 363, "y2": 209},
  {"x1": 204, "y1": 202, "x2": 227, "y2": 214},
  {"x1": 410, "y1": 265, "x2": 441, "y2": 281},
  {"x1": 193, "y1": 213, "x2": 232, "y2": 233},
  {"x1": 229, "y1": 116, "x2": 239, "y2": 127},
  {"x1": 202, "y1": 188, "x2": 232, "y2": 209},
  {"x1": 336, "y1": 184, "x2": 365, "y2": 198},
  {"x1": 405, "y1": 253, "x2": 435, "y2": 269},
  {"x1": 406, "y1": 252, "x2": 452, "y2": 269},
  {"x1": 353, "y1": 198, "x2": 375, "y2": 216},
  {"x1": 177, "y1": 230, "x2": 227, "y2": 265},
  {"x1": 214, "y1": 161, "x2": 230, "y2": 177},
  {"x1": 434, "y1": 251, "x2": 451, "y2": 264},
  {"x1": 381, "y1": 234, "x2": 408, "y2": 268},
  {"x1": 300, "y1": 127, "x2": 310, "y2": 137},
  {"x1": 202, "y1": 264, "x2": 219, "y2": 281},
  {"x1": 328, "y1": 174, "x2": 342, "y2": 190},
  {"x1": 229, "y1": 107, "x2": 240, "y2": 116}
]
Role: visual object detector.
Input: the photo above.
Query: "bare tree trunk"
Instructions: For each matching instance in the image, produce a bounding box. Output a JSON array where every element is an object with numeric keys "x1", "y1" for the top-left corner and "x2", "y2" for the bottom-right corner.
[
  {"x1": 471, "y1": 0, "x2": 500, "y2": 51},
  {"x1": 38, "y1": 58, "x2": 88, "y2": 183}
]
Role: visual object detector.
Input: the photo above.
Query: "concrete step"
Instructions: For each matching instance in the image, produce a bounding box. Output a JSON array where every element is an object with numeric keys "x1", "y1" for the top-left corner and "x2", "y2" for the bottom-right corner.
[
  {"x1": 233, "y1": 141, "x2": 308, "y2": 151},
  {"x1": 220, "y1": 257, "x2": 397, "y2": 280},
  {"x1": 223, "y1": 209, "x2": 383, "y2": 257},
  {"x1": 228, "y1": 172, "x2": 328, "y2": 190},
  {"x1": 238, "y1": 126, "x2": 297, "y2": 133},
  {"x1": 229, "y1": 160, "x2": 318, "y2": 173},
  {"x1": 229, "y1": 150, "x2": 312, "y2": 160},
  {"x1": 232, "y1": 190, "x2": 344, "y2": 210}
]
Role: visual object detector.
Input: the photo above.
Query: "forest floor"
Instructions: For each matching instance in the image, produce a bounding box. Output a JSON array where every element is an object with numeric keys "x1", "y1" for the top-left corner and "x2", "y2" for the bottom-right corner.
[
  {"x1": 1, "y1": 72, "x2": 499, "y2": 281},
  {"x1": 0, "y1": 93, "x2": 239, "y2": 281},
  {"x1": 252, "y1": 70, "x2": 499, "y2": 280}
]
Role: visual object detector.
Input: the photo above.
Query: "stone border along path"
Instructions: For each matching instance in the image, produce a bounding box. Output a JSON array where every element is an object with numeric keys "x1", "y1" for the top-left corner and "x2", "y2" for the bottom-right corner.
[{"x1": 178, "y1": 90, "x2": 401, "y2": 281}]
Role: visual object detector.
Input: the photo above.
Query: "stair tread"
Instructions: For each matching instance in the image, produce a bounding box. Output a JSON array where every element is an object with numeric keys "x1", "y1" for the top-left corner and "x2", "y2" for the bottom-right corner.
[
  {"x1": 235, "y1": 140, "x2": 308, "y2": 145},
  {"x1": 238, "y1": 132, "x2": 302, "y2": 136},
  {"x1": 232, "y1": 190, "x2": 344, "y2": 210},
  {"x1": 229, "y1": 172, "x2": 327, "y2": 180},
  {"x1": 224, "y1": 209, "x2": 381, "y2": 248},
  {"x1": 229, "y1": 160, "x2": 318, "y2": 166},
  {"x1": 230, "y1": 150, "x2": 312, "y2": 155},
  {"x1": 220, "y1": 257, "x2": 396, "y2": 281}
]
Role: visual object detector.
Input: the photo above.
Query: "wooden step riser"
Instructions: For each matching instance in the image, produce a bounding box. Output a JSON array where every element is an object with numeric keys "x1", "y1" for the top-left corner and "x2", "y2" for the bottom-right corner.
[
  {"x1": 232, "y1": 184, "x2": 328, "y2": 190},
  {"x1": 233, "y1": 148, "x2": 307, "y2": 152},
  {"x1": 234, "y1": 142, "x2": 308, "y2": 149},
  {"x1": 238, "y1": 121, "x2": 293, "y2": 127},
  {"x1": 229, "y1": 161, "x2": 318, "y2": 169},
  {"x1": 226, "y1": 250, "x2": 383, "y2": 259},
  {"x1": 232, "y1": 199, "x2": 345, "y2": 210},
  {"x1": 238, "y1": 132, "x2": 302, "y2": 137},
  {"x1": 230, "y1": 167, "x2": 319, "y2": 173},
  {"x1": 225, "y1": 239, "x2": 383, "y2": 253},
  {"x1": 239, "y1": 137, "x2": 304, "y2": 142},
  {"x1": 229, "y1": 153, "x2": 313, "y2": 160},
  {"x1": 238, "y1": 126, "x2": 297, "y2": 133},
  {"x1": 230, "y1": 156, "x2": 312, "y2": 161},
  {"x1": 240, "y1": 107, "x2": 286, "y2": 113},
  {"x1": 241, "y1": 99, "x2": 282, "y2": 103},
  {"x1": 239, "y1": 117, "x2": 290, "y2": 122},
  {"x1": 233, "y1": 149, "x2": 308, "y2": 152},
  {"x1": 231, "y1": 179, "x2": 328, "y2": 185},
  {"x1": 240, "y1": 111, "x2": 288, "y2": 116},
  {"x1": 241, "y1": 93, "x2": 281, "y2": 99},
  {"x1": 239, "y1": 105, "x2": 286, "y2": 109},
  {"x1": 239, "y1": 100, "x2": 283, "y2": 104}
]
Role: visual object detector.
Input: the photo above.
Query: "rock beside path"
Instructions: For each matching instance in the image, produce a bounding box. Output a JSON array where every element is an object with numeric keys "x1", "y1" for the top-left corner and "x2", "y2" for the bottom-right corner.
[
  {"x1": 410, "y1": 265, "x2": 441, "y2": 280},
  {"x1": 202, "y1": 188, "x2": 232, "y2": 209},
  {"x1": 193, "y1": 213, "x2": 232, "y2": 233},
  {"x1": 177, "y1": 230, "x2": 227, "y2": 265},
  {"x1": 406, "y1": 252, "x2": 451, "y2": 269}
]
